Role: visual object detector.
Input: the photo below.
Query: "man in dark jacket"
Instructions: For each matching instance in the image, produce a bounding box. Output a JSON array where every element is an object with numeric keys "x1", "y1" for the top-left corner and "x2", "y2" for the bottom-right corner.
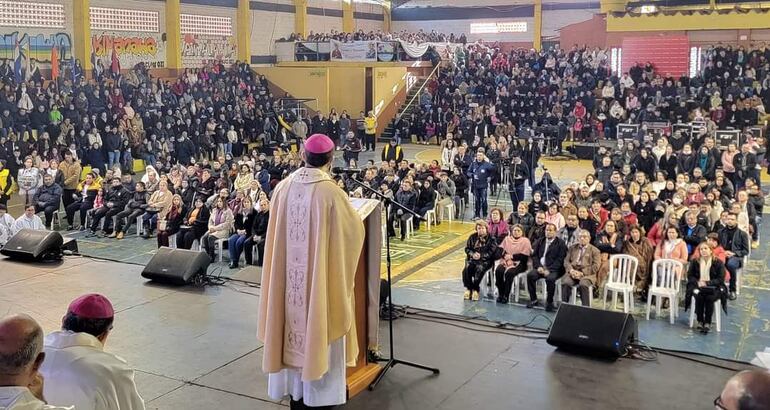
[
  {"x1": 718, "y1": 213, "x2": 750, "y2": 300},
  {"x1": 103, "y1": 125, "x2": 121, "y2": 171},
  {"x1": 89, "y1": 177, "x2": 130, "y2": 235},
  {"x1": 681, "y1": 211, "x2": 707, "y2": 257},
  {"x1": 112, "y1": 181, "x2": 148, "y2": 239},
  {"x1": 175, "y1": 132, "x2": 197, "y2": 166},
  {"x1": 508, "y1": 156, "x2": 529, "y2": 210},
  {"x1": 526, "y1": 223, "x2": 568, "y2": 311},
  {"x1": 33, "y1": 174, "x2": 62, "y2": 227},
  {"x1": 388, "y1": 179, "x2": 417, "y2": 241},
  {"x1": 467, "y1": 149, "x2": 495, "y2": 219}
]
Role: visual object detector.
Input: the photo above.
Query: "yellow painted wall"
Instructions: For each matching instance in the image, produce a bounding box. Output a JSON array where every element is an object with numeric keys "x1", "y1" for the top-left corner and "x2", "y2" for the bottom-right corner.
[
  {"x1": 372, "y1": 67, "x2": 407, "y2": 118},
  {"x1": 329, "y1": 68, "x2": 366, "y2": 117},
  {"x1": 607, "y1": 10, "x2": 770, "y2": 32},
  {"x1": 254, "y1": 67, "x2": 330, "y2": 114}
]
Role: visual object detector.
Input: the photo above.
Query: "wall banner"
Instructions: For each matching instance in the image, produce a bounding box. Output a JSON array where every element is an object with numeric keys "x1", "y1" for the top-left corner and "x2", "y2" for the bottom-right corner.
[
  {"x1": 91, "y1": 32, "x2": 165, "y2": 69},
  {"x1": 181, "y1": 34, "x2": 236, "y2": 67},
  {"x1": 330, "y1": 40, "x2": 376, "y2": 61}
]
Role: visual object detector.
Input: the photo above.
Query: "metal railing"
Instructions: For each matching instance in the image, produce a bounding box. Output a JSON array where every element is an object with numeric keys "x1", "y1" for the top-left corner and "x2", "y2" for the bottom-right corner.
[{"x1": 397, "y1": 63, "x2": 441, "y2": 117}]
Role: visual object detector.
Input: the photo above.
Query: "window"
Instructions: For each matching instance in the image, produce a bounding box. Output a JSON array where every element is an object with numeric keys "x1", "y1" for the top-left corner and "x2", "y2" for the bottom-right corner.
[
  {"x1": 0, "y1": 1, "x2": 65, "y2": 29},
  {"x1": 610, "y1": 47, "x2": 622, "y2": 74},
  {"x1": 90, "y1": 7, "x2": 160, "y2": 32},
  {"x1": 470, "y1": 22, "x2": 528, "y2": 34},
  {"x1": 181, "y1": 14, "x2": 233, "y2": 37},
  {"x1": 689, "y1": 46, "x2": 702, "y2": 78}
]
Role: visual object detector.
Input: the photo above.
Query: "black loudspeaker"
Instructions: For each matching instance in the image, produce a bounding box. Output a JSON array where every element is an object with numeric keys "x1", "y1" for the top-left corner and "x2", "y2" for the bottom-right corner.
[
  {"x1": 141, "y1": 247, "x2": 210, "y2": 285},
  {"x1": 547, "y1": 304, "x2": 637, "y2": 358},
  {"x1": 1, "y1": 229, "x2": 64, "y2": 261}
]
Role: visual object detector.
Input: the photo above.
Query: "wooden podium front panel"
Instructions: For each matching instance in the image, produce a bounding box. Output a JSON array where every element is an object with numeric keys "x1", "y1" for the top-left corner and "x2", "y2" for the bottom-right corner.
[{"x1": 345, "y1": 242, "x2": 381, "y2": 398}]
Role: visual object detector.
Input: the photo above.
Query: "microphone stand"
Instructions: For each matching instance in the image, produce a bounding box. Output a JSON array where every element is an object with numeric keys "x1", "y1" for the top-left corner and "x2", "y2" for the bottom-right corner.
[{"x1": 344, "y1": 175, "x2": 440, "y2": 390}]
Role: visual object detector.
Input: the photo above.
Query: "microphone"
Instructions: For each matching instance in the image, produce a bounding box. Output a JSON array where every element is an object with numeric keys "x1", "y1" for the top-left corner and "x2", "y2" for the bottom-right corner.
[{"x1": 332, "y1": 167, "x2": 364, "y2": 175}]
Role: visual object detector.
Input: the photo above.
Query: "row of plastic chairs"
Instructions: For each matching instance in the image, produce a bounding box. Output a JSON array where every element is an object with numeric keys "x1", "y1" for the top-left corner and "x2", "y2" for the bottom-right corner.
[{"x1": 479, "y1": 255, "x2": 727, "y2": 332}]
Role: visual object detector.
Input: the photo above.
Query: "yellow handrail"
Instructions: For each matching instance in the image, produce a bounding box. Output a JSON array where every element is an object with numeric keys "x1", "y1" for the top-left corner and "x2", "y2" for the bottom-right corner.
[{"x1": 398, "y1": 63, "x2": 441, "y2": 118}]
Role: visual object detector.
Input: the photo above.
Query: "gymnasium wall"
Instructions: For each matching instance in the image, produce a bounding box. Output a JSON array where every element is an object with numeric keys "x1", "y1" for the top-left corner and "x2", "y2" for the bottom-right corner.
[
  {"x1": 329, "y1": 67, "x2": 367, "y2": 117},
  {"x1": 255, "y1": 66, "x2": 331, "y2": 112}
]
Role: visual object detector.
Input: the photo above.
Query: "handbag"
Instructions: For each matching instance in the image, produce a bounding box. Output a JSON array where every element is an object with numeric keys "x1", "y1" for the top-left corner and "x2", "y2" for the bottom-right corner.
[{"x1": 157, "y1": 219, "x2": 167, "y2": 231}]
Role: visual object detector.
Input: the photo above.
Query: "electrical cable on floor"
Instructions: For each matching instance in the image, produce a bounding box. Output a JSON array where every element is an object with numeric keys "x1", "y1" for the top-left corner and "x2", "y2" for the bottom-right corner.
[{"x1": 631, "y1": 340, "x2": 754, "y2": 371}]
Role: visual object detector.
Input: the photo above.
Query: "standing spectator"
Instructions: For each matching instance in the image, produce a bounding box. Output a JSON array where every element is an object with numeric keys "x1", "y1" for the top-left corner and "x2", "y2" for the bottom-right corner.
[
  {"x1": 59, "y1": 151, "x2": 81, "y2": 210},
  {"x1": 468, "y1": 149, "x2": 495, "y2": 220},
  {"x1": 17, "y1": 157, "x2": 41, "y2": 206},
  {"x1": 363, "y1": 110, "x2": 377, "y2": 152}
]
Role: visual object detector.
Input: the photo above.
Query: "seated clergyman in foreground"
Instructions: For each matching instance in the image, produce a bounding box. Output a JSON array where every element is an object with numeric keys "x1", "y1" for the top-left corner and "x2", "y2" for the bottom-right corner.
[{"x1": 40, "y1": 294, "x2": 145, "y2": 410}]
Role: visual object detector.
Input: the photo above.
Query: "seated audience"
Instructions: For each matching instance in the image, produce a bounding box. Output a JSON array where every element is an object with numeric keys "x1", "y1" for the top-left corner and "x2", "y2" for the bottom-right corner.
[
  {"x1": 462, "y1": 220, "x2": 497, "y2": 301},
  {"x1": 32, "y1": 174, "x2": 62, "y2": 228},
  {"x1": 13, "y1": 205, "x2": 46, "y2": 234},
  {"x1": 685, "y1": 242, "x2": 727, "y2": 334},
  {"x1": 560, "y1": 229, "x2": 601, "y2": 306},
  {"x1": 526, "y1": 223, "x2": 567, "y2": 312},
  {"x1": 493, "y1": 224, "x2": 531, "y2": 303}
]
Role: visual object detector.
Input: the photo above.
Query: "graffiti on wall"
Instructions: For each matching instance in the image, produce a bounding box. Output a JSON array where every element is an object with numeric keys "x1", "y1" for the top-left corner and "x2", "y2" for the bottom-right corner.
[
  {"x1": 181, "y1": 34, "x2": 236, "y2": 67},
  {"x1": 0, "y1": 31, "x2": 72, "y2": 64},
  {"x1": 91, "y1": 32, "x2": 165, "y2": 69}
]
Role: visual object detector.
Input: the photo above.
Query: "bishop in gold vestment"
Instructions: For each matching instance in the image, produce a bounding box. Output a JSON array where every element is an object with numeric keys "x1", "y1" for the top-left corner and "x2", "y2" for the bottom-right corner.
[{"x1": 257, "y1": 134, "x2": 365, "y2": 408}]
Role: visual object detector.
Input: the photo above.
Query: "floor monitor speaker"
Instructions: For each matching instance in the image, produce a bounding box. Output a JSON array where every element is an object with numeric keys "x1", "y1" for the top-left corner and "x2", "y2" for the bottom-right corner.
[
  {"x1": 547, "y1": 304, "x2": 637, "y2": 358},
  {"x1": 0, "y1": 229, "x2": 64, "y2": 261},
  {"x1": 141, "y1": 247, "x2": 210, "y2": 285}
]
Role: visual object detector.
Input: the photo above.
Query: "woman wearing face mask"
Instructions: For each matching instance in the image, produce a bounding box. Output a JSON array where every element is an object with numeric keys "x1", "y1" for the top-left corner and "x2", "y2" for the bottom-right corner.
[
  {"x1": 494, "y1": 224, "x2": 531, "y2": 304},
  {"x1": 654, "y1": 226, "x2": 688, "y2": 265}
]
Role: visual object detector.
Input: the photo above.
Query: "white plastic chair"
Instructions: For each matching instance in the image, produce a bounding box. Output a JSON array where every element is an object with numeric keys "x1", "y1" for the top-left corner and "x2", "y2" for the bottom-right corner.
[
  {"x1": 688, "y1": 296, "x2": 722, "y2": 332},
  {"x1": 442, "y1": 202, "x2": 455, "y2": 223},
  {"x1": 136, "y1": 213, "x2": 148, "y2": 236},
  {"x1": 404, "y1": 216, "x2": 414, "y2": 239},
  {"x1": 512, "y1": 274, "x2": 561, "y2": 304},
  {"x1": 569, "y1": 284, "x2": 594, "y2": 307},
  {"x1": 424, "y1": 209, "x2": 436, "y2": 231},
  {"x1": 480, "y1": 262, "x2": 498, "y2": 300},
  {"x1": 736, "y1": 255, "x2": 748, "y2": 296},
  {"x1": 646, "y1": 259, "x2": 683, "y2": 324},
  {"x1": 603, "y1": 254, "x2": 639, "y2": 313}
]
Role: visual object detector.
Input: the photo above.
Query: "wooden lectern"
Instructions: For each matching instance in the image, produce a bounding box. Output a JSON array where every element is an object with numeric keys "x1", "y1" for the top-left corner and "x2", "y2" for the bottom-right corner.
[{"x1": 345, "y1": 198, "x2": 383, "y2": 398}]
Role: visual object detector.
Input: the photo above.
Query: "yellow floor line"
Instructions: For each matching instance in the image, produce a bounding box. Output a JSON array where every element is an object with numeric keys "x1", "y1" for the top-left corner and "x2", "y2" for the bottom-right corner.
[{"x1": 386, "y1": 226, "x2": 473, "y2": 281}]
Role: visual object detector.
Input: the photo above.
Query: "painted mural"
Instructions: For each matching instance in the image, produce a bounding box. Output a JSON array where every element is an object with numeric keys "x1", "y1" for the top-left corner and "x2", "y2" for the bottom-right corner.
[
  {"x1": 91, "y1": 32, "x2": 165, "y2": 69},
  {"x1": 181, "y1": 34, "x2": 236, "y2": 67},
  {"x1": 0, "y1": 31, "x2": 72, "y2": 65}
]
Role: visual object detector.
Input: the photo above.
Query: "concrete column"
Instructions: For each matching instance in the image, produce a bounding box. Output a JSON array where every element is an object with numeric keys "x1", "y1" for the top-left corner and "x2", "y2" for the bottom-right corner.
[
  {"x1": 237, "y1": 0, "x2": 251, "y2": 63},
  {"x1": 295, "y1": 0, "x2": 308, "y2": 38},
  {"x1": 383, "y1": 0, "x2": 392, "y2": 33},
  {"x1": 166, "y1": 0, "x2": 182, "y2": 71},
  {"x1": 72, "y1": 0, "x2": 91, "y2": 71},
  {"x1": 343, "y1": 0, "x2": 354, "y2": 33},
  {"x1": 533, "y1": 0, "x2": 543, "y2": 51}
]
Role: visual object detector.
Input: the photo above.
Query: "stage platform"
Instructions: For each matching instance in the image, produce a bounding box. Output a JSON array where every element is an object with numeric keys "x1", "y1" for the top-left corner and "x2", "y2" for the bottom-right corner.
[{"x1": 0, "y1": 256, "x2": 753, "y2": 410}]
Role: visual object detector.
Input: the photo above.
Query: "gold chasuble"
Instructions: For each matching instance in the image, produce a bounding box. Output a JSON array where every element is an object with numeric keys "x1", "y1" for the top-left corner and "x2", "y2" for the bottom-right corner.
[{"x1": 258, "y1": 167, "x2": 365, "y2": 382}]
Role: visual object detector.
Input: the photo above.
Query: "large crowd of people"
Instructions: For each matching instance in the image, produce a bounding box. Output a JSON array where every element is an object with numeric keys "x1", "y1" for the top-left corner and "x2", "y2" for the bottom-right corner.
[
  {"x1": 0, "y1": 33, "x2": 768, "y2": 334},
  {"x1": 281, "y1": 28, "x2": 467, "y2": 44}
]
